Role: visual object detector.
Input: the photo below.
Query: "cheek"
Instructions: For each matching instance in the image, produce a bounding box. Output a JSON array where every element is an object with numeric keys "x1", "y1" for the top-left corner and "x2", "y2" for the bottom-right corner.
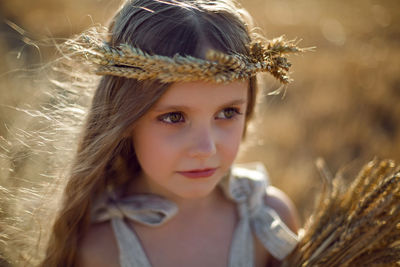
[
  {"x1": 132, "y1": 125, "x2": 180, "y2": 170},
  {"x1": 218, "y1": 120, "x2": 245, "y2": 160}
]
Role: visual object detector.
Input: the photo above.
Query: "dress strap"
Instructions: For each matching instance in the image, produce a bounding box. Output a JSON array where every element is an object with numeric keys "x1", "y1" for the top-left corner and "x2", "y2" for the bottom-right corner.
[
  {"x1": 227, "y1": 199, "x2": 254, "y2": 267},
  {"x1": 92, "y1": 193, "x2": 178, "y2": 267},
  {"x1": 220, "y1": 163, "x2": 299, "y2": 262},
  {"x1": 111, "y1": 218, "x2": 153, "y2": 267}
]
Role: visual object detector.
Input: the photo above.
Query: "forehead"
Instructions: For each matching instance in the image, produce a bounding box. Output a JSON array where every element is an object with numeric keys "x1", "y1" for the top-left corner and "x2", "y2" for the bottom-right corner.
[{"x1": 153, "y1": 81, "x2": 248, "y2": 110}]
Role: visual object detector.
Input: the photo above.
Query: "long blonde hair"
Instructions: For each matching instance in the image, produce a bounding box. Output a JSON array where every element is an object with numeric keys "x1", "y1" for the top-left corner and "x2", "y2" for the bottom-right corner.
[{"x1": 3, "y1": 0, "x2": 260, "y2": 266}]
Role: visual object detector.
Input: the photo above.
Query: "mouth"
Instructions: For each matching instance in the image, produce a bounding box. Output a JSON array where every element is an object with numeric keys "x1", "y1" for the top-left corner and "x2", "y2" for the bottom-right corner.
[{"x1": 177, "y1": 168, "x2": 218, "y2": 179}]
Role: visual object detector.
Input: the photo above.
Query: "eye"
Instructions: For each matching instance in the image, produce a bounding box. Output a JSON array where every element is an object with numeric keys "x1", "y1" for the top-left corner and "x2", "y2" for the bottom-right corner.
[
  {"x1": 216, "y1": 107, "x2": 243, "y2": 120},
  {"x1": 157, "y1": 112, "x2": 185, "y2": 124}
]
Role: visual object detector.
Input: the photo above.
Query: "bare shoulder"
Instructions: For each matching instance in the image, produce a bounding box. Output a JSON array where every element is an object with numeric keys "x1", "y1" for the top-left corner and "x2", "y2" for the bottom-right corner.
[
  {"x1": 264, "y1": 186, "x2": 300, "y2": 233},
  {"x1": 76, "y1": 222, "x2": 120, "y2": 267}
]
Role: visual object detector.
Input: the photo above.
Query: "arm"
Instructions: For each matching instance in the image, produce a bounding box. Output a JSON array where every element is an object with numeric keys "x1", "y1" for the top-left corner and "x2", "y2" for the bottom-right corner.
[{"x1": 264, "y1": 186, "x2": 300, "y2": 234}]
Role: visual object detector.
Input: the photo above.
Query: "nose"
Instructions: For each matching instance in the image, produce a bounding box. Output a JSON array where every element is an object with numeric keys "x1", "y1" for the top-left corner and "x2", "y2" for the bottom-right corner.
[{"x1": 187, "y1": 125, "x2": 217, "y2": 158}]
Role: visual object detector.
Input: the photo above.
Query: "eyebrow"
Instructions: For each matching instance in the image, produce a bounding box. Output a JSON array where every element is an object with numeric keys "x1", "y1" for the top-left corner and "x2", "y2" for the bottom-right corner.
[{"x1": 152, "y1": 99, "x2": 248, "y2": 113}]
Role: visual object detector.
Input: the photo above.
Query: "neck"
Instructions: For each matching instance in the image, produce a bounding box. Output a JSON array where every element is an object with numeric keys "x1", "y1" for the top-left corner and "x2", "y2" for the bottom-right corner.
[{"x1": 172, "y1": 187, "x2": 225, "y2": 217}]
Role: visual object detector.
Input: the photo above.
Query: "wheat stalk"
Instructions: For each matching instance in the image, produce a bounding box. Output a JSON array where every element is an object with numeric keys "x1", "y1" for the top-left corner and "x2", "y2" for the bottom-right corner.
[{"x1": 282, "y1": 159, "x2": 400, "y2": 267}]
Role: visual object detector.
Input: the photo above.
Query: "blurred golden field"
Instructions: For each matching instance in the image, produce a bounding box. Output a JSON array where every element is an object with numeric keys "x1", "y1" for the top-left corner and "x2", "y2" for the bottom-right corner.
[{"x1": 0, "y1": 0, "x2": 399, "y2": 227}]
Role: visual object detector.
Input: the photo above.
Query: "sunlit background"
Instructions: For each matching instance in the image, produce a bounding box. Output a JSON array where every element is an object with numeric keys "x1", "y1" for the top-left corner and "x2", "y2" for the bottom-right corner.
[{"x1": 0, "y1": 0, "x2": 399, "y2": 224}]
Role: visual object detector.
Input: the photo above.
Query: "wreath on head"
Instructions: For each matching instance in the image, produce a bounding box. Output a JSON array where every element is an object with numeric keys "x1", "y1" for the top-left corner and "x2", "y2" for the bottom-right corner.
[{"x1": 69, "y1": 34, "x2": 313, "y2": 84}]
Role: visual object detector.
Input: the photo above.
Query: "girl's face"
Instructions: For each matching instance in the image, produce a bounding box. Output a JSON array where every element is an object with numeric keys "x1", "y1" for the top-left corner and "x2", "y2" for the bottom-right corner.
[{"x1": 131, "y1": 81, "x2": 248, "y2": 200}]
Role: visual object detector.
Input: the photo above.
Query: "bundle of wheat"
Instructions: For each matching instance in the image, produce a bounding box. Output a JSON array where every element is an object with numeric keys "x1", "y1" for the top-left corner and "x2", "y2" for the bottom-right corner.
[{"x1": 282, "y1": 159, "x2": 400, "y2": 267}]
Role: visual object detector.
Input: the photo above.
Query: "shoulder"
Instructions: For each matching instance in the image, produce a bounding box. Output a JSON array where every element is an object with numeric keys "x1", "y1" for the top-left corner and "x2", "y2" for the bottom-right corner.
[
  {"x1": 76, "y1": 222, "x2": 120, "y2": 267},
  {"x1": 229, "y1": 163, "x2": 300, "y2": 233},
  {"x1": 264, "y1": 186, "x2": 300, "y2": 234}
]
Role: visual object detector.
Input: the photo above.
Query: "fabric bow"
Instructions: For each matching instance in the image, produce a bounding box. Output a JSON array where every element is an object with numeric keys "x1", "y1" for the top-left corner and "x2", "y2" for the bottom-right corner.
[{"x1": 92, "y1": 192, "x2": 178, "y2": 227}]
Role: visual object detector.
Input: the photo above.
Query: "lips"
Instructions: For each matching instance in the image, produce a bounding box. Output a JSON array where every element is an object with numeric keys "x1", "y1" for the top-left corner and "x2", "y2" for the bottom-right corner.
[{"x1": 177, "y1": 168, "x2": 218, "y2": 179}]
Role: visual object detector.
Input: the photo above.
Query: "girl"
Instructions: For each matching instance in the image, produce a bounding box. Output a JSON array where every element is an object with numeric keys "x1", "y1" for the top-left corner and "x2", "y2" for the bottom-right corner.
[{"x1": 4, "y1": 0, "x2": 306, "y2": 266}]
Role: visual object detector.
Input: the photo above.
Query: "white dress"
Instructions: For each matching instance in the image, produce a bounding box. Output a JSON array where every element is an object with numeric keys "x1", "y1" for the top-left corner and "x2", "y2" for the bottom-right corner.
[{"x1": 91, "y1": 163, "x2": 298, "y2": 267}]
